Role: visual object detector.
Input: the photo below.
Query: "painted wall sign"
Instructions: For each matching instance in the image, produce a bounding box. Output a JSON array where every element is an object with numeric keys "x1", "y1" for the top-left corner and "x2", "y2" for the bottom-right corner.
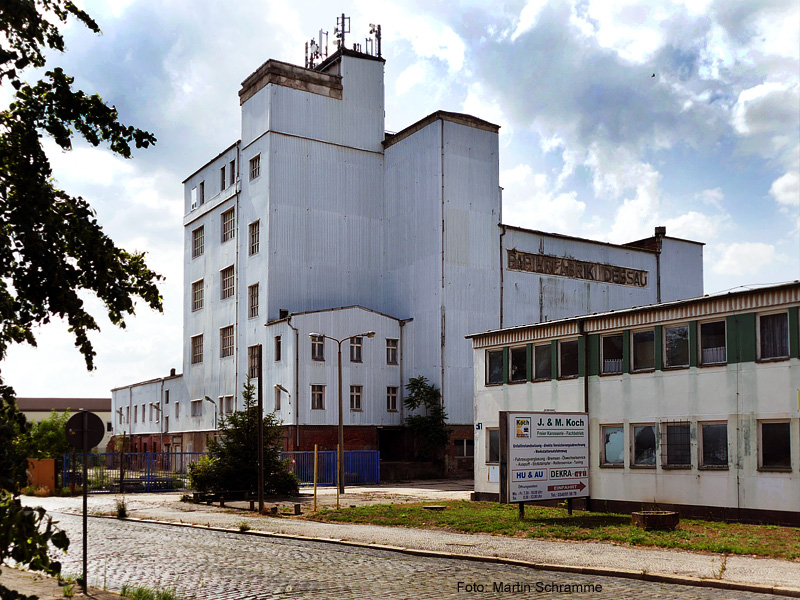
[
  {"x1": 507, "y1": 249, "x2": 648, "y2": 288},
  {"x1": 500, "y1": 411, "x2": 589, "y2": 503}
]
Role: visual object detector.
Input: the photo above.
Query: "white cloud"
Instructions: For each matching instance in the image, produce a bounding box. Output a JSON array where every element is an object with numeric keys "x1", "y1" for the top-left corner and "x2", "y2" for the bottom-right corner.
[
  {"x1": 697, "y1": 188, "x2": 725, "y2": 211},
  {"x1": 770, "y1": 171, "x2": 799, "y2": 209},
  {"x1": 711, "y1": 242, "x2": 780, "y2": 277},
  {"x1": 663, "y1": 211, "x2": 721, "y2": 241},
  {"x1": 395, "y1": 62, "x2": 429, "y2": 95},
  {"x1": 44, "y1": 143, "x2": 134, "y2": 186},
  {"x1": 732, "y1": 81, "x2": 800, "y2": 136},
  {"x1": 511, "y1": 0, "x2": 547, "y2": 41}
]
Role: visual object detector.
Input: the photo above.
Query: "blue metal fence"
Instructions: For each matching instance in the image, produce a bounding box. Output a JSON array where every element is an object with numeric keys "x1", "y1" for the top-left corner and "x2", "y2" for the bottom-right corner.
[
  {"x1": 282, "y1": 450, "x2": 380, "y2": 486},
  {"x1": 63, "y1": 452, "x2": 205, "y2": 493}
]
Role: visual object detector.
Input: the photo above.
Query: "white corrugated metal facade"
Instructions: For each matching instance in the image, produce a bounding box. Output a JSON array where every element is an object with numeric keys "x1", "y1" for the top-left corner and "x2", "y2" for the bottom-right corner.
[{"x1": 112, "y1": 45, "x2": 705, "y2": 460}]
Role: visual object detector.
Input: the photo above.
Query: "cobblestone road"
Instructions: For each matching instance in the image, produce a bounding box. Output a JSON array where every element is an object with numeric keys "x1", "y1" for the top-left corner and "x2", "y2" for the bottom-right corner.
[{"x1": 50, "y1": 513, "x2": 775, "y2": 600}]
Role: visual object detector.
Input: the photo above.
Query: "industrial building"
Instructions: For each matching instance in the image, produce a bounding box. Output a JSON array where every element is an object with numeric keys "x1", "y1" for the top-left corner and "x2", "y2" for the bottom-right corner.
[
  {"x1": 111, "y1": 20, "x2": 705, "y2": 473},
  {"x1": 469, "y1": 282, "x2": 800, "y2": 523}
]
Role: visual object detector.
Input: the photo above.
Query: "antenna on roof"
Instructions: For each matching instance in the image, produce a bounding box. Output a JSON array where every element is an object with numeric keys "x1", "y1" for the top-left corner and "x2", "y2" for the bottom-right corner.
[
  {"x1": 334, "y1": 13, "x2": 350, "y2": 50},
  {"x1": 368, "y1": 23, "x2": 382, "y2": 58},
  {"x1": 305, "y1": 28, "x2": 329, "y2": 69}
]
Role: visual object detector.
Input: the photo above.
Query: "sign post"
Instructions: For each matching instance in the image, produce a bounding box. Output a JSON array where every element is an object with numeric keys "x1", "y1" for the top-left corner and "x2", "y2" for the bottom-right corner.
[
  {"x1": 65, "y1": 410, "x2": 105, "y2": 594},
  {"x1": 499, "y1": 411, "x2": 589, "y2": 510}
]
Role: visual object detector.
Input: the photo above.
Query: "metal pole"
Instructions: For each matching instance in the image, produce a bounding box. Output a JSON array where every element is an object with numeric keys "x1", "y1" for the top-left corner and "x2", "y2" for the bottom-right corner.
[
  {"x1": 337, "y1": 341, "x2": 344, "y2": 494},
  {"x1": 81, "y1": 411, "x2": 88, "y2": 593},
  {"x1": 257, "y1": 344, "x2": 264, "y2": 514},
  {"x1": 313, "y1": 444, "x2": 318, "y2": 512},
  {"x1": 336, "y1": 444, "x2": 340, "y2": 509}
]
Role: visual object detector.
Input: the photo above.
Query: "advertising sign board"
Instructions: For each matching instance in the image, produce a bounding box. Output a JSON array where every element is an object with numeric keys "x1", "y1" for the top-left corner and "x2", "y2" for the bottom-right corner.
[{"x1": 499, "y1": 411, "x2": 589, "y2": 504}]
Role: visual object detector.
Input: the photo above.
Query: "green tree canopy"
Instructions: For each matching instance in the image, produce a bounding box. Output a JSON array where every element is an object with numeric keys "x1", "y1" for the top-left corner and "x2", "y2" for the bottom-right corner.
[
  {"x1": 1, "y1": 1, "x2": 163, "y2": 594},
  {"x1": 189, "y1": 378, "x2": 298, "y2": 496},
  {"x1": 404, "y1": 376, "x2": 450, "y2": 461},
  {"x1": 14, "y1": 409, "x2": 72, "y2": 460}
]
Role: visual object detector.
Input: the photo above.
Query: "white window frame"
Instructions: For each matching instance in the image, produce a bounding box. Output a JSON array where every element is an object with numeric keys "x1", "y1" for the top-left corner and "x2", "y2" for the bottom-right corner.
[
  {"x1": 350, "y1": 336, "x2": 363, "y2": 363},
  {"x1": 191, "y1": 279, "x2": 204, "y2": 312},
  {"x1": 249, "y1": 154, "x2": 261, "y2": 180},
  {"x1": 220, "y1": 266, "x2": 235, "y2": 300},
  {"x1": 508, "y1": 345, "x2": 527, "y2": 383},
  {"x1": 558, "y1": 339, "x2": 579, "y2": 379},
  {"x1": 698, "y1": 421, "x2": 728, "y2": 469},
  {"x1": 311, "y1": 384, "x2": 325, "y2": 410},
  {"x1": 757, "y1": 311, "x2": 790, "y2": 361},
  {"x1": 533, "y1": 343, "x2": 551, "y2": 381},
  {"x1": 229, "y1": 159, "x2": 236, "y2": 186},
  {"x1": 601, "y1": 333, "x2": 623, "y2": 374},
  {"x1": 386, "y1": 386, "x2": 398, "y2": 412},
  {"x1": 219, "y1": 165, "x2": 226, "y2": 191},
  {"x1": 275, "y1": 335, "x2": 282, "y2": 362},
  {"x1": 249, "y1": 220, "x2": 260, "y2": 255},
  {"x1": 631, "y1": 328, "x2": 655, "y2": 372},
  {"x1": 221, "y1": 208, "x2": 235, "y2": 243},
  {"x1": 220, "y1": 325, "x2": 234, "y2": 358},
  {"x1": 386, "y1": 338, "x2": 398, "y2": 365},
  {"x1": 248, "y1": 283, "x2": 259, "y2": 318},
  {"x1": 486, "y1": 349, "x2": 503, "y2": 385},
  {"x1": 190, "y1": 399, "x2": 202, "y2": 417},
  {"x1": 600, "y1": 424, "x2": 624, "y2": 467},
  {"x1": 631, "y1": 423, "x2": 656, "y2": 467},
  {"x1": 192, "y1": 226, "x2": 204, "y2": 258},
  {"x1": 191, "y1": 334, "x2": 203, "y2": 364},
  {"x1": 663, "y1": 324, "x2": 689, "y2": 368},
  {"x1": 311, "y1": 335, "x2": 324, "y2": 361},
  {"x1": 699, "y1": 320, "x2": 727, "y2": 365},
  {"x1": 349, "y1": 385, "x2": 362, "y2": 411},
  {"x1": 247, "y1": 345, "x2": 259, "y2": 379},
  {"x1": 661, "y1": 421, "x2": 691, "y2": 469},
  {"x1": 486, "y1": 428, "x2": 500, "y2": 464}
]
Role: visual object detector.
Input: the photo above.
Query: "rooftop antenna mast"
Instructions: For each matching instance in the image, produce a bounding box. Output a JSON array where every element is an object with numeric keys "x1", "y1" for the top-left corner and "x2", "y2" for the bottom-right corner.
[
  {"x1": 334, "y1": 13, "x2": 350, "y2": 50},
  {"x1": 305, "y1": 28, "x2": 328, "y2": 69},
  {"x1": 368, "y1": 23, "x2": 382, "y2": 58}
]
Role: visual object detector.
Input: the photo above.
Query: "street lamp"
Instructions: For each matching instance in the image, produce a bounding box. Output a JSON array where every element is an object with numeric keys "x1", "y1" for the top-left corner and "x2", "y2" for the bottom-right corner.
[{"x1": 308, "y1": 330, "x2": 375, "y2": 493}]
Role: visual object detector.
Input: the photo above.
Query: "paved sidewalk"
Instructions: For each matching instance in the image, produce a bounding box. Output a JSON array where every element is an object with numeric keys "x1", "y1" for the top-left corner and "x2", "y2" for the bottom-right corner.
[{"x1": 20, "y1": 483, "x2": 800, "y2": 597}]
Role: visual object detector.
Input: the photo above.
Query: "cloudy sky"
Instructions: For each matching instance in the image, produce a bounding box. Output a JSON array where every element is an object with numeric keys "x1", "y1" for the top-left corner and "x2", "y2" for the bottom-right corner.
[{"x1": 3, "y1": 0, "x2": 798, "y2": 398}]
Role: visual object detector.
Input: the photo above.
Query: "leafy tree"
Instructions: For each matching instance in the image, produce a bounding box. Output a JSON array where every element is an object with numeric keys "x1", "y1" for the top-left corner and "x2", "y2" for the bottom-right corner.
[
  {"x1": 1, "y1": 2, "x2": 162, "y2": 595},
  {"x1": 189, "y1": 378, "x2": 298, "y2": 496},
  {"x1": 14, "y1": 409, "x2": 72, "y2": 460},
  {"x1": 404, "y1": 376, "x2": 450, "y2": 461}
]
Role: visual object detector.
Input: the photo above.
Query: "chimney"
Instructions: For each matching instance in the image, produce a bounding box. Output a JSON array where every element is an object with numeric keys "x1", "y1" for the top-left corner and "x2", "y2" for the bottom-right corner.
[{"x1": 170, "y1": 368, "x2": 176, "y2": 377}]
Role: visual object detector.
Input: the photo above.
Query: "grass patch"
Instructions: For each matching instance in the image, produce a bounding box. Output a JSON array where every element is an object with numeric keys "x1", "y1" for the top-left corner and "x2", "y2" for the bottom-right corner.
[
  {"x1": 120, "y1": 584, "x2": 183, "y2": 600},
  {"x1": 309, "y1": 500, "x2": 800, "y2": 560}
]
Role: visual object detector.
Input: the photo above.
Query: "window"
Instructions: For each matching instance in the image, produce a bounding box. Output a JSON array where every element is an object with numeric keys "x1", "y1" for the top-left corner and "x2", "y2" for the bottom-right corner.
[
  {"x1": 601, "y1": 425, "x2": 624, "y2": 466},
  {"x1": 229, "y1": 159, "x2": 236, "y2": 186},
  {"x1": 534, "y1": 343, "x2": 551, "y2": 380},
  {"x1": 133, "y1": 405, "x2": 138, "y2": 423},
  {"x1": 220, "y1": 165, "x2": 226, "y2": 191},
  {"x1": 311, "y1": 335, "x2": 324, "y2": 361},
  {"x1": 601, "y1": 334, "x2": 623, "y2": 374},
  {"x1": 387, "y1": 387, "x2": 398, "y2": 411},
  {"x1": 759, "y1": 313, "x2": 789, "y2": 360},
  {"x1": 174, "y1": 402, "x2": 180, "y2": 418},
  {"x1": 662, "y1": 422, "x2": 691, "y2": 468},
  {"x1": 220, "y1": 266, "x2": 234, "y2": 299},
  {"x1": 454, "y1": 438, "x2": 474, "y2": 457},
  {"x1": 350, "y1": 336, "x2": 363, "y2": 362},
  {"x1": 559, "y1": 340, "x2": 579, "y2": 378},
  {"x1": 248, "y1": 283, "x2": 259, "y2": 318},
  {"x1": 163, "y1": 417, "x2": 168, "y2": 433},
  {"x1": 386, "y1": 339, "x2": 398, "y2": 365},
  {"x1": 190, "y1": 399, "x2": 202, "y2": 417},
  {"x1": 191, "y1": 280, "x2": 204, "y2": 312},
  {"x1": 165, "y1": 390, "x2": 169, "y2": 404},
  {"x1": 248, "y1": 345, "x2": 260, "y2": 378},
  {"x1": 224, "y1": 396, "x2": 233, "y2": 414},
  {"x1": 191, "y1": 334, "x2": 203, "y2": 364},
  {"x1": 249, "y1": 220, "x2": 260, "y2": 255},
  {"x1": 632, "y1": 424, "x2": 656, "y2": 466},
  {"x1": 760, "y1": 421, "x2": 791, "y2": 470},
  {"x1": 198, "y1": 181, "x2": 204, "y2": 205},
  {"x1": 486, "y1": 349, "x2": 503, "y2": 384},
  {"x1": 632, "y1": 330, "x2": 654, "y2": 371},
  {"x1": 249, "y1": 154, "x2": 261, "y2": 180},
  {"x1": 487, "y1": 428, "x2": 500, "y2": 464},
  {"x1": 220, "y1": 325, "x2": 234, "y2": 358},
  {"x1": 509, "y1": 346, "x2": 527, "y2": 383},
  {"x1": 274, "y1": 386, "x2": 281, "y2": 411},
  {"x1": 141, "y1": 404, "x2": 145, "y2": 422},
  {"x1": 664, "y1": 325, "x2": 689, "y2": 368},
  {"x1": 106, "y1": 421, "x2": 113, "y2": 432},
  {"x1": 221, "y1": 208, "x2": 235, "y2": 242},
  {"x1": 149, "y1": 403, "x2": 154, "y2": 422},
  {"x1": 275, "y1": 336, "x2": 282, "y2": 361},
  {"x1": 700, "y1": 321, "x2": 726, "y2": 364},
  {"x1": 125, "y1": 407, "x2": 129, "y2": 424},
  {"x1": 311, "y1": 385, "x2": 325, "y2": 410},
  {"x1": 350, "y1": 385, "x2": 362, "y2": 411},
  {"x1": 192, "y1": 226, "x2": 204, "y2": 258},
  {"x1": 191, "y1": 186, "x2": 198, "y2": 210},
  {"x1": 700, "y1": 423, "x2": 728, "y2": 468}
]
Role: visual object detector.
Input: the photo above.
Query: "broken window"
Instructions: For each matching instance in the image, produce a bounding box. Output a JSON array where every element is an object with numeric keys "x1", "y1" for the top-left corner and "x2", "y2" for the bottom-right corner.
[
  {"x1": 602, "y1": 334, "x2": 623, "y2": 374},
  {"x1": 760, "y1": 421, "x2": 791, "y2": 470},
  {"x1": 700, "y1": 321, "x2": 726, "y2": 365},
  {"x1": 700, "y1": 423, "x2": 728, "y2": 467},
  {"x1": 663, "y1": 422, "x2": 691, "y2": 468},
  {"x1": 509, "y1": 346, "x2": 527, "y2": 383},
  {"x1": 602, "y1": 425, "x2": 624, "y2": 466},
  {"x1": 559, "y1": 340, "x2": 579, "y2": 378},
  {"x1": 534, "y1": 343, "x2": 551, "y2": 380},
  {"x1": 664, "y1": 325, "x2": 689, "y2": 368},
  {"x1": 486, "y1": 349, "x2": 503, "y2": 385},
  {"x1": 632, "y1": 329, "x2": 655, "y2": 371},
  {"x1": 632, "y1": 424, "x2": 656, "y2": 466}
]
